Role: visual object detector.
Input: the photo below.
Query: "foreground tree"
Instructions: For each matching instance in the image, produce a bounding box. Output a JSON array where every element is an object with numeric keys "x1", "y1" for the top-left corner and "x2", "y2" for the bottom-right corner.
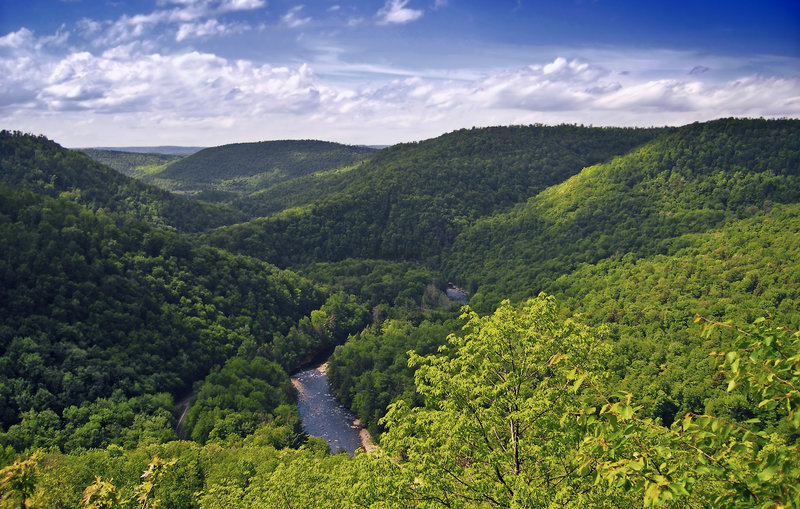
[
  {"x1": 0, "y1": 451, "x2": 42, "y2": 509},
  {"x1": 381, "y1": 295, "x2": 611, "y2": 507}
]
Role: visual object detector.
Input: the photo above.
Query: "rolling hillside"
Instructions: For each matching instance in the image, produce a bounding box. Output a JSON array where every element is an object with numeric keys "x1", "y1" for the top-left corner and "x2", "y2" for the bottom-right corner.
[
  {"x1": 0, "y1": 131, "x2": 245, "y2": 232},
  {"x1": 201, "y1": 124, "x2": 667, "y2": 265},
  {"x1": 140, "y1": 139, "x2": 377, "y2": 201},
  {"x1": 77, "y1": 149, "x2": 186, "y2": 179},
  {"x1": 1, "y1": 119, "x2": 799, "y2": 508},
  {"x1": 443, "y1": 118, "x2": 800, "y2": 308}
]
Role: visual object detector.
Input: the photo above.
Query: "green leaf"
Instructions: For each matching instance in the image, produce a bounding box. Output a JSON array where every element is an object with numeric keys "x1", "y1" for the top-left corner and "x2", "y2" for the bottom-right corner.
[{"x1": 757, "y1": 465, "x2": 778, "y2": 482}]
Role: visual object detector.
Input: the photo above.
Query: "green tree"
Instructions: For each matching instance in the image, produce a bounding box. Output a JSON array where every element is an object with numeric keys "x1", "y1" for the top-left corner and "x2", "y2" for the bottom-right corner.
[
  {"x1": 0, "y1": 451, "x2": 42, "y2": 509},
  {"x1": 381, "y1": 295, "x2": 609, "y2": 507},
  {"x1": 81, "y1": 477, "x2": 124, "y2": 509}
]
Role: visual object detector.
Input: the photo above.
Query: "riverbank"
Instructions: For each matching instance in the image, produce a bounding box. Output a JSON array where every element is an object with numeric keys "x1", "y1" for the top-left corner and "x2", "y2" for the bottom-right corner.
[{"x1": 353, "y1": 419, "x2": 377, "y2": 454}]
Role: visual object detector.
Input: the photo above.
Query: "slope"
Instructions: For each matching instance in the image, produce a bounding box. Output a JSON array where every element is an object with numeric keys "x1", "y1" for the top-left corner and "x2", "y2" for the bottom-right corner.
[
  {"x1": 0, "y1": 183, "x2": 328, "y2": 451},
  {"x1": 544, "y1": 203, "x2": 800, "y2": 425},
  {"x1": 444, "y1": 118, "x2": 800, "y2": 309},
  {"x1": 201, "y1": 124, "x2": 667, "y2": 266},
  {"x1": 142, "y1": 139, "x2": 377, "y2": 199},
  {"x1": 0, "y1": 131, "x2": 245, "y2": 232}
]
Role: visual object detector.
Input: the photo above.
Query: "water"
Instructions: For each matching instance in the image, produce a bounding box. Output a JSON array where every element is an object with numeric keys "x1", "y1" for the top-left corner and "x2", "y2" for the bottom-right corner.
[
  {"x1": 291, "y1": 363, "x2": 364, "y2": 455},
  {"x1": 446, "y1": 285, "x2": 469, "y2": 304}
]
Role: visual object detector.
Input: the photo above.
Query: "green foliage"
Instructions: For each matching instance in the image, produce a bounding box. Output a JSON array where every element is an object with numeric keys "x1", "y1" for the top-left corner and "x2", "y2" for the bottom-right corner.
[
  {"x1": 568, "y1": 319, "x2": 800, "y2": 507},
  {"x1": 183, "y1": 356, "x2": 297, "y2": 445},
  {"x1": 231, "y1": 162, "x2": 363, "y2": 218},
  {"x1": 449, "y1": 118, "x2": 800, "y2": 309},
  {"x1": 77, "y1": 150, "x2": 184, "y2": 179},
  {"x1": 298, "y1": 258, "x2": 455, "y2": 322},
  {"x1": 82, "y1": 476, "x2": 125, "y2": 508},
  {"x1": 546, "y1": 203, "x2": 800, "y2": 426},
  {"x1": 2, "y1": 118, "x2": 800, "y2": 507},
  {"x1": 328, "y1": 319, "x2": 459, "y2": 435},
  {"x1": 0, "y1": 451, "x2": 42, "y2": 509},
  {"x1": 0, "y1": 184, "x2": 326, "y2": 450},
  {"x1": 380, "y1": 295, "x2": 609, "y2": 507}
]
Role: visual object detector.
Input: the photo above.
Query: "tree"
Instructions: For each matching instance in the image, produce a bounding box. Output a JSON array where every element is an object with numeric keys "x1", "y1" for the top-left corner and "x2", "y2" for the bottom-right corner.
[
  {"x1": 81, "y1": 477, "x2": 124, "y2": 509},
  {"x1": 381, "y1": 295, "x2": 609, "y2": 507},
  {"x1": 0, "y1": 451, "x2": 42, "y2": 509}
]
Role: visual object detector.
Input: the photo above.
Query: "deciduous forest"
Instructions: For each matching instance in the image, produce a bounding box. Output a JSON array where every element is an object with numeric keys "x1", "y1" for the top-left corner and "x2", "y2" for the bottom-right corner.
[{"x1": 0, "y1": 119, "x2": 798, "y2": 507}]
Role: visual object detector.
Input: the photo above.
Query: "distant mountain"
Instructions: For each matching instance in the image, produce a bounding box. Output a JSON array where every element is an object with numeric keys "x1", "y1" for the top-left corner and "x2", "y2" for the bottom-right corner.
[
  {"x1": 88, "y1": 146, "x2": 205, "y2": 155},
  {"x1": 140, "y1": 139, "x2": 377, "y2": 200},
  {"x1": 0, "y1": 131, "x2": 245, "y2": 232}
]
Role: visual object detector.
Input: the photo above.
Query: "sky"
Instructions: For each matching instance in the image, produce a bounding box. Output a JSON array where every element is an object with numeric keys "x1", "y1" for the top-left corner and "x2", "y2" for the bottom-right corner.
[{"x1": 1, "y1": 0, "x2": 799, "y2": 147}]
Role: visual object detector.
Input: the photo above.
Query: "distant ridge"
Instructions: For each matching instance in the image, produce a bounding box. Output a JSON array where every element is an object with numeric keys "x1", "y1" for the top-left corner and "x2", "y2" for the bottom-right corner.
[
  {"x1": 142, "y1": 139, "x2": 377, "y2": 199},
  {"x1": 86, "y1": 146, "x2": 205, "y2": 155}
]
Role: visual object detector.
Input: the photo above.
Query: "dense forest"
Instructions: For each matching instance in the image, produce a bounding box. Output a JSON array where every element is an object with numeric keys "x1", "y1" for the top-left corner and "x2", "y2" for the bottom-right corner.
[{"x1": 1, "y1": 119, "x2": 798, "y2": 507}]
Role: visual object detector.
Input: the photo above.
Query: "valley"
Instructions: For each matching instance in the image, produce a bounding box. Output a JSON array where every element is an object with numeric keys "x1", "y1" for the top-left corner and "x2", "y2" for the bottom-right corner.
[{"x1": 0, "y1": 119, "x2": 798, "y2": 507}]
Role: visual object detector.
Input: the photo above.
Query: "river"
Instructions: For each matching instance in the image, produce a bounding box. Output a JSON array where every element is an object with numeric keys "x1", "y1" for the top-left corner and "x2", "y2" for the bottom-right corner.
[
  {"x1": 289, "y1": 287, "x2": 466, "y2": 454},
  {"x1": 291, "y1": 362, "x2": 372, "y2": 456}
]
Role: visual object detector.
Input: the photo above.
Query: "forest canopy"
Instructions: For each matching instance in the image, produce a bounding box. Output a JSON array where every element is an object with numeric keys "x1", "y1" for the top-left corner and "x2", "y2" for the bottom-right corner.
[{"x1": 1, "y1": 119, "x2": 798, "y2": 507}]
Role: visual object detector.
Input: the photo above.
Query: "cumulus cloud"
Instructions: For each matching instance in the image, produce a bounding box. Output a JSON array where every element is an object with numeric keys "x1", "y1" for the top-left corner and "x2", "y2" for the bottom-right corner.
[
  {"x1": 377, "y1": 0, "x2": 424, "y2": 25},
  {"x1": 282, "y1": 6, "x2": 312, "y2": 28}
]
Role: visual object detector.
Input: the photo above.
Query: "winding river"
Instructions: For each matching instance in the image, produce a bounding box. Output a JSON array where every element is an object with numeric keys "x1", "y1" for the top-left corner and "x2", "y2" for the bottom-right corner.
[{"x1": 291, "y1": 362, "x2": 371, "y2": 456}]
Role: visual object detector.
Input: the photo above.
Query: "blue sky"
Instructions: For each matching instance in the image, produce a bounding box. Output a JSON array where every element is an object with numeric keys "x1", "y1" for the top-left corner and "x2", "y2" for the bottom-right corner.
[{"x1": 1, "y1": 0, "x2": 798, "y2": 146}]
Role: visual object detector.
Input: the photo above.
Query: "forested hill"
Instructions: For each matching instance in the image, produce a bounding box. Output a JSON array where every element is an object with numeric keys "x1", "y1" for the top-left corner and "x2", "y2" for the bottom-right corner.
[
  {"x1": 141, "y1": 139, "x2": 377, "y2": 199},
  {"x1": 0, "y1": 182, "x2": 337, "y2": 451},
  {"x1": 201, "y1": 124, "x2": 667, "y2": 265},
  {"x1": 443, "y1": 118, "x2": 800, "y2": 309},
  {"x1": 0, "y1": 131, "x2": 245, "y2": 232},
  {"x1": 77, "y1": 149, "x2": 185, "y2": 179}
]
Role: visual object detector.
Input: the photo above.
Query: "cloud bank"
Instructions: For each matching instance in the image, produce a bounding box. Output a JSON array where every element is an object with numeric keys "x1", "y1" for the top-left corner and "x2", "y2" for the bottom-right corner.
[{"x1": 1, "y1": 2, "x2": 798, "y2": 146}]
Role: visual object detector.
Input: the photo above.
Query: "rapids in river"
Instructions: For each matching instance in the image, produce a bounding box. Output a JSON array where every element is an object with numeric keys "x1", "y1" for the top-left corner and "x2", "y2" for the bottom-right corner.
[{"x1": 291, "y1": 362, "x2": 365, "y2": 455}]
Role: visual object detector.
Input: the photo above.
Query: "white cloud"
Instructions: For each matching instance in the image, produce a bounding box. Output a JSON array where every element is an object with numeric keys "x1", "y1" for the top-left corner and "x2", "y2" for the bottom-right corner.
[
  {"x1": 218, "y1": 0, "x2": 266, "y2": 13},
  {"x1": 1, "y1": 19, "x2": 798, "y2": 146},
  {"x1": 0, "y1": 28, "x2": 35, "y2": 49},
  {"x1": 80, "y1": 0, "x2": 265, "y2": 46},
  {"x1": 377, "y1": 0, "x2": 424, "y2": 25},
  {"x1": 176, "y1": 19, "x2": 243, "y2": 41},
  {"x1": 282, "y1": 6, "x2": 312, "y2": 28}
]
